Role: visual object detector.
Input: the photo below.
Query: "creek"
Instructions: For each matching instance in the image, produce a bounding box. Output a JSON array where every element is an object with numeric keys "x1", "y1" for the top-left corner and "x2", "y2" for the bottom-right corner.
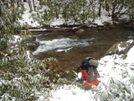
[{"x1": 30, "y1": 25, "x2": 134, "y2": 71}]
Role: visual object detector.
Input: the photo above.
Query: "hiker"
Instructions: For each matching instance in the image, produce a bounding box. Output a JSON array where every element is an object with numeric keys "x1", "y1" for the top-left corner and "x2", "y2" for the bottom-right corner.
[{"x1": 77, "y1": 57, "x2": 100, "y2": 89}]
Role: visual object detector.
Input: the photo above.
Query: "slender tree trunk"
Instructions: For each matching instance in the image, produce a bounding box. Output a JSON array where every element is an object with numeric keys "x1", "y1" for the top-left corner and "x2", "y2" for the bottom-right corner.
[
  {"x1": 112, "y1": 3, "x2": 116, "y2": 21},
  {"x1": 98, "y1": 1, "x2": 102, "y2": 17},
  {"x1": 33, "y1": 0, "x2": 36, "y2": 11},
  {"x1": 39, "y1": 0, "x2": 43, "y2": 5},
  {"x1": 28, "y1": 0, "x2": 32, "y2": 11}
]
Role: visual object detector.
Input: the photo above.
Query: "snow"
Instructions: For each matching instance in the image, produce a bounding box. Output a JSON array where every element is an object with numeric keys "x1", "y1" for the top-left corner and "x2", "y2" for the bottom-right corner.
[
  {"x1": 50, "y1": 18, "x2": 65, "y2": 26},
  {"x1": 124, "y1": 46, "x2": 134, "y2": 63},
  {"x1": 9, "y1": 35, "x2": 22, "y2": 44},
  {"x1": 19, "y1": 2, "x2": 40, "y2": 27},
  {"x1": 94, "y1": 16, "x2": 112, "y2": 25},
  {"x1": 49, "y1": 85, "x2": 94, "y2": 101}
]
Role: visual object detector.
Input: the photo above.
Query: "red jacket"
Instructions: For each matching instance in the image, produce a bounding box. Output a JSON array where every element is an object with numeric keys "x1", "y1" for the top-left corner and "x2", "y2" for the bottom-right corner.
[
  {"x1": 81, "y1": 70, "x2": 90, "y2": 80},
  {"x1": 81, "y1": 70, "x2": 100, "y2": 87}
]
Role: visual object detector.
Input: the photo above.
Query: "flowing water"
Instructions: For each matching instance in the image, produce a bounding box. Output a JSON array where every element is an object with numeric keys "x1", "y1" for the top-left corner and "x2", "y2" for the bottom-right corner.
[
  {"x1": 31, "y1": 26, "x2": 134, "y2": 71},
  {"x1": 33, "y1": 38, "x2": 94, "y2": 54}
]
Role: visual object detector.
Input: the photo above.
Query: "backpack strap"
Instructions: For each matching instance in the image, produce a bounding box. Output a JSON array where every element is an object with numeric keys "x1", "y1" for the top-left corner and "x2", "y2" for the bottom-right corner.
[{"x1": 77, "y1": 65, "x2": 81, "y2": 73}]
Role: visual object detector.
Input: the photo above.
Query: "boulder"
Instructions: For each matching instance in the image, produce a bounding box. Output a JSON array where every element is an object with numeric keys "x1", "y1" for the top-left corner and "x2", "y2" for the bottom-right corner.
[{"x1": 105, "y1": 40, "x2": 134, "y2": 59}]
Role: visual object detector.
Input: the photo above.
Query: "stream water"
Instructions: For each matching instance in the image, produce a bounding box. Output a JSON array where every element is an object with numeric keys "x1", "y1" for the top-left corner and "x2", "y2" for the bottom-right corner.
[
  {"x1": 33, "y1": 38, "x2": 94, "y2": 54},
  {"x1": 31, "y1": 26, "x2": 134, "y2": 71}
]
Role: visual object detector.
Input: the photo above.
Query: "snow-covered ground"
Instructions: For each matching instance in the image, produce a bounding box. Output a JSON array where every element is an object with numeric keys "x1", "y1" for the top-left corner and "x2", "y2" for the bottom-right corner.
[
  {"x1": 35, "y1": 40, "x2": 134, "y2": 101},
  {"x1": 19, "y1": 1, "x2": 40, "y2": 27}
]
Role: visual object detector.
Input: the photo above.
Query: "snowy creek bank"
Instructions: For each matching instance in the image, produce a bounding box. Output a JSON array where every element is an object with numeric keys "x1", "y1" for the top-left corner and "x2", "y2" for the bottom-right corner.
[
  {"x1": 41, "y1": 39, "x2": 134, "y2": 101},
  {"x1": 28, "y1": 25, "x2": 134, "y2": 71}
]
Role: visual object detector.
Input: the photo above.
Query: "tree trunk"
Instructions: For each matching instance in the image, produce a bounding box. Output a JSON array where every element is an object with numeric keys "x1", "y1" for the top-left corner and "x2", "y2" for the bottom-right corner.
[
  {"x1": 33, "y1": 0, "x2": 36, "y2": 11},
  {"x1": 98, "y1": 2, "x2": 102, "y2": 17},
  {"x1": 28, "y1": 0, "x2": 32, "y2": 11},
  {"x1": 112, "y1": 3, "x2": 116, "y2": 21}
]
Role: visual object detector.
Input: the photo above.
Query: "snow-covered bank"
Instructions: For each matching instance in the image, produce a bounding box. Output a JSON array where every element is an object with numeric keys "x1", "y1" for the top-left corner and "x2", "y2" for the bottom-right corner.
[
  {"x1": 20, "y1": 0, "x2": 131, "y2": 28},
  {"x1": 41, "y1": 39, "x2": 134, "y2": 101},
  {"x1": 19, "y1": 1, "x2": 40, "y2": 27}
]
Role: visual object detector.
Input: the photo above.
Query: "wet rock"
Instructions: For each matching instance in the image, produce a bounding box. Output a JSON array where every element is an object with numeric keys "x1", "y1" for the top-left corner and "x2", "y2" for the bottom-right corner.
[
  {"x1": 98, "y1": 25, "x2": 104, "y2": 30},
  {"x1": 105, "y1": 39, "x2": 134, "y2": 59},
  {"x1": 76, "y1": 29, "x2": 85, "y2": 34},
  {"x1": 68, "y1": 35, "x2": 78, "y2": 39},
  {"x1": 103, "y1": 22, "x2": 115, "y2": 29},
  {"x1": 21, "y1": 41, "x2": 39, "y2": 51}
]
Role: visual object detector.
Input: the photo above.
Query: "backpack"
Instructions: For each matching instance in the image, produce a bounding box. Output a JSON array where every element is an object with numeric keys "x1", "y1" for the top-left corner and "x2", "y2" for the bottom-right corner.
[
  {"x1": 77, "y1": 57, "x2": 99, "y2": 73},
  {"x1": 77, "y1": 57, "x2": 100, "y2": 82},
  {"x1": 81, "y1": 57, "x2": 98, "y2": 70}
]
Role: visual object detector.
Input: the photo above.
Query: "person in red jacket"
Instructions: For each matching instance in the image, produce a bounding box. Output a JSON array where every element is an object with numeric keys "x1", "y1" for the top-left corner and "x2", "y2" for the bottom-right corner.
[
  {"x1": 80, "y1": 69, "x2": 100, "y2": 89},
  {"x1": 77, "y1": 57, "x2": 100, "y2": 89}
]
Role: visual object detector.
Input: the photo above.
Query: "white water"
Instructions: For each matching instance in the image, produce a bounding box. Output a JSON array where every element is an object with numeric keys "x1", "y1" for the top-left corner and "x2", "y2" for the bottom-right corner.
[{"x1": 33, "y1": 38, "x2": 95, "y2": 55}]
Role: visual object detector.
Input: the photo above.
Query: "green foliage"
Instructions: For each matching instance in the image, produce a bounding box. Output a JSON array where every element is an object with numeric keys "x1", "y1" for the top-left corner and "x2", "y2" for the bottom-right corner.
[
  {"x1": 0, "y1": 45, "x2": 52, "y2": 100},
  {"x1": 0, "y1": 0, "x2": 24, "y2": 35},
  {"x1": 98, "y1": 0, "x2": 134, "y2": 21},
  {"x1": 0, "y1": 48, "x2": 76, "y2": 100},
  {"x1": 31, "y1": 0, "x2": 134, "y2": 25},
  {"x1": 0, "y1": 40, "x2": 7, "y2": 51},
  {"x1": 127, "y1": 1, "x2": 134, "y2": 21},
  {"x1": 0, "y1": 0, "x2": 54, "y2": 100},
  {"x1": 32, "y1": 0, "x2": 97, "y2": 25},
  {"x1": 0, "y1": 29, "x2": 76, "y2": 100}
]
